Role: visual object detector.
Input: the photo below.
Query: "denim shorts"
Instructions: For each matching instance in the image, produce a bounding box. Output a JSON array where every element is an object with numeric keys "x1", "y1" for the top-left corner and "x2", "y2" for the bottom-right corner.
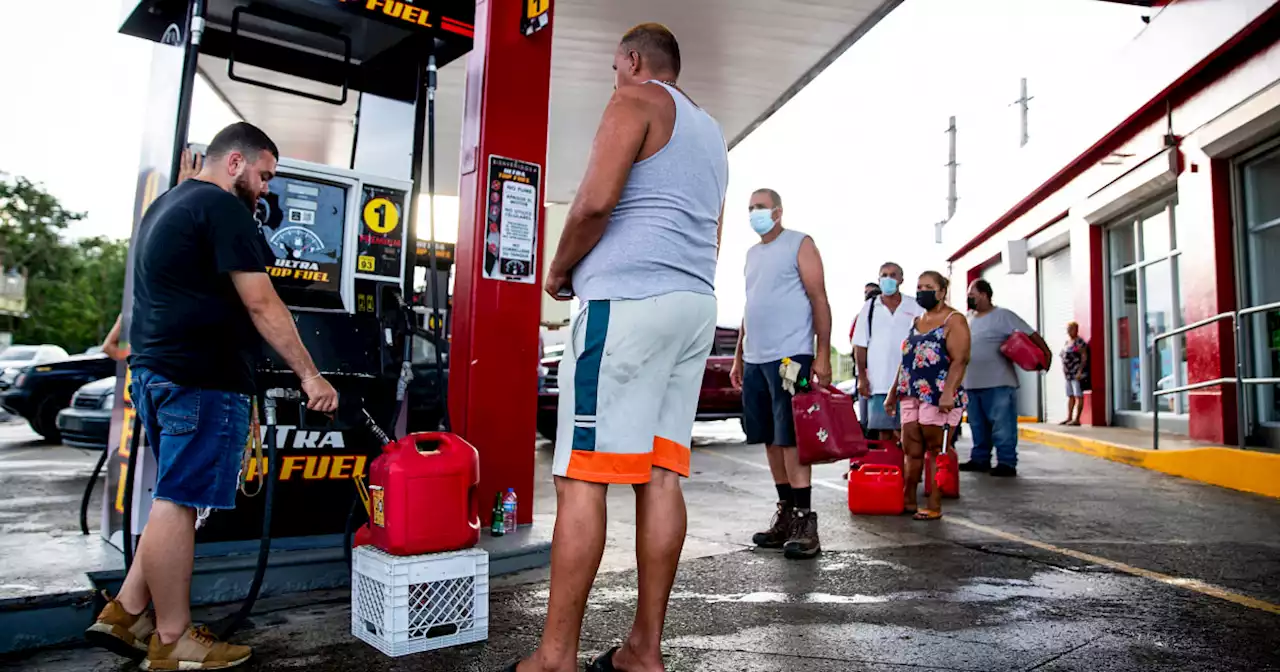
[
  {"x1": 742, "y1": 355, "x2": 813, "y2": 447},
  {"x1": 866, "y1": 394, "x2": 900, "y2": 431},
  {"x1": 131, "y1": 368, "x2": 252, "y2": 510}
]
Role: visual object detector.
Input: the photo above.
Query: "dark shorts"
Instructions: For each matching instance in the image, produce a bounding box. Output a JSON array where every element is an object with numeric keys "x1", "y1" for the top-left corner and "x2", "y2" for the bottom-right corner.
[
  {"x1": 742, "y1": 355, "x2": 813, "y2": 447},
  {"x1": 866, "y1": 394, "x2": 900, "y2": 431},
  {"x1": 131, "y1": 367, "x2": 252, "y2": 510}
]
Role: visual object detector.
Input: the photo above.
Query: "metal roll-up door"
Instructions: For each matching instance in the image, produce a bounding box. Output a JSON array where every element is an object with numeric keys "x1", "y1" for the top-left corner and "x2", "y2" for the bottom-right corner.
[
  {"x1": 1039, "y1": 247, "x2": 1074, "y2": 423},
  {"x1": 981, "y1": 262, "x2": 1041, "y2": 420}
]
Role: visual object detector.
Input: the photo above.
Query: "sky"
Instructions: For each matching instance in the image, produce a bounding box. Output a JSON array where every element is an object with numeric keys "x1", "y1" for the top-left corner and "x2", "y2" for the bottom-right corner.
[{"x1": 0, "y1": 0, "x2": 1146, "y2": 350}]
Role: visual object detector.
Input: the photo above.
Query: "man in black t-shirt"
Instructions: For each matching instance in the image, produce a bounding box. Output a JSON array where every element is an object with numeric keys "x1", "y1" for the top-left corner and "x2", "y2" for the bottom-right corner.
[{"x1": 85, "y1": 123, "x2": 337, "y2": 670}]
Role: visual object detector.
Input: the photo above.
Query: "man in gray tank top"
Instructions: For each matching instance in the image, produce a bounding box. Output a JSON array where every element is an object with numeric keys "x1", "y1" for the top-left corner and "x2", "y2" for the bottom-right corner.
[
  {"x1": 730, "y1": 188, "x2": 833, "y2": 561},
  {"x1": 516, "y1": 23, "x2": 728, "y2": 672}
]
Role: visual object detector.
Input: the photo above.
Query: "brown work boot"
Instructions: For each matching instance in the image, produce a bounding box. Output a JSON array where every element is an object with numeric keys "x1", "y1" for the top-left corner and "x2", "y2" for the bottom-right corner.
[
  {"x1": 84, "y1": 593, "x2": 155, "y2": 659},
  {"x1": 141, "y1": 625, "x2": 252, "y2": 670},
  {"x1": 751, "y1": 502, "x2": 796, "y2": 549},
  {"x1": 783, "y1": 510, "x2": 821, "y2": 559}
]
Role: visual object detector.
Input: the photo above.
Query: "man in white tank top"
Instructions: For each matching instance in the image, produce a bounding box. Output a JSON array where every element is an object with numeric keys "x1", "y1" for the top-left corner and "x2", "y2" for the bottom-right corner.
[
  {"x1": 516, "y1": 23, "x2": 728, "y2": 672},
  {"x1": 730, "y1": 189, "x2": 833, "y2": 561}
]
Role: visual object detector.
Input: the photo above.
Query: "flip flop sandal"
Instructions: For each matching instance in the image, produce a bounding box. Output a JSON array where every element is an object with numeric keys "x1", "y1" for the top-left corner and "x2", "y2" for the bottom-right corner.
[
  {"x1": 903, "y1": 507, "x2": 918, "y2": 516},
  {"x1": 585, "y1": 646, "x2": 621, "y2": 672},
  {"x1": 912, "y1": 510, "x2": 942, "y2": 521}
]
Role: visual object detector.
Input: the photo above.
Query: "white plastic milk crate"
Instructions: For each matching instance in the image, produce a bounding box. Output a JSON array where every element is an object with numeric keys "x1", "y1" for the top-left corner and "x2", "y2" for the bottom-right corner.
[{"x1": 351, "y1": 545, "x2": 490, "y2": 657}]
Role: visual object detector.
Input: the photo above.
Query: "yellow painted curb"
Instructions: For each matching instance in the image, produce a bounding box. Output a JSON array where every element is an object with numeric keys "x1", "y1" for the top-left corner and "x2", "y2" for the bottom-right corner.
[
  {"x1": 1019, "y1": 426, "x2": 1280, "y2": 499},
  {"x1": 961, "y1": 415, "x2": 1039, "y2": 424}
]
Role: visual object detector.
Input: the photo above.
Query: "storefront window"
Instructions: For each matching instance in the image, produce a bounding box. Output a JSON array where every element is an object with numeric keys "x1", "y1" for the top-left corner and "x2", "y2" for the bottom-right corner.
[
  {"x1": 1241, "y1": 145, "x2": 1280, "y2": 425},
  {"x1": 1112, "y1": 268, "x2": 1142, "y2": 411},
  {"x1": 1107, "y1": 198, "x2": 1184, "y2": 416}
]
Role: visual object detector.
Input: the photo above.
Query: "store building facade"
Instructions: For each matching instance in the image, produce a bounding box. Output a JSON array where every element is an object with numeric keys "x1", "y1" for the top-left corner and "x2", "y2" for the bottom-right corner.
[{"x1": 944, "y1": 1, "x2": 1280, "y2": 447}]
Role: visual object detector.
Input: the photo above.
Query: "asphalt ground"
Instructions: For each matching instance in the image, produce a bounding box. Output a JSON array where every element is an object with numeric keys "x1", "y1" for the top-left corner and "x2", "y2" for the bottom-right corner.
[{"x1": 2, "y1": 420, "x2": 1279, "y2": 671}]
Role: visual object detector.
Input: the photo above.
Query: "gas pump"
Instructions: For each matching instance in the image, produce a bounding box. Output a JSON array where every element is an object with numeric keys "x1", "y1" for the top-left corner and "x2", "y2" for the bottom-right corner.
[{"x1": 105, "y1": 0, "x2": 483, "y2": 612}]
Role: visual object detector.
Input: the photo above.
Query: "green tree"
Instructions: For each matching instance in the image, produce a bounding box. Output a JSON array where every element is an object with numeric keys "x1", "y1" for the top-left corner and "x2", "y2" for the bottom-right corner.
[{"x1": 0, "y1": 174, "x2": 128, "y2": 353}]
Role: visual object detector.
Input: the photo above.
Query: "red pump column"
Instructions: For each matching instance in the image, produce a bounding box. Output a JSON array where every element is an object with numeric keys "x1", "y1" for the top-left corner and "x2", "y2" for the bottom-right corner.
[{"x1": 450, "y1": 0, "x2": 553, "y2": 525}]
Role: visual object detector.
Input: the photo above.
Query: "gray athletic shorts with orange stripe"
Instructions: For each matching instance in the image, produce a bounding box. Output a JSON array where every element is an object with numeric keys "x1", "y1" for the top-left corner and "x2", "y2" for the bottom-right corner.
[{"x1": 553, "y1": 291, "x2": 717, "y2": 484}]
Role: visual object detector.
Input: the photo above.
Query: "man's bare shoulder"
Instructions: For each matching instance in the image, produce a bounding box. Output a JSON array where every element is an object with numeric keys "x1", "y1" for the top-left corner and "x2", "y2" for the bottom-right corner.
[{"x1": 610, "y1": 84, "x2": 669, "y2": 114}]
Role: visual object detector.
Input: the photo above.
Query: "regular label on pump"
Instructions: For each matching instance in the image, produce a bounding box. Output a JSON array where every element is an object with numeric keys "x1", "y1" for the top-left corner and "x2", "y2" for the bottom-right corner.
[{"x1": 356, "y1": 186, "x2": 407, "y2": 280}]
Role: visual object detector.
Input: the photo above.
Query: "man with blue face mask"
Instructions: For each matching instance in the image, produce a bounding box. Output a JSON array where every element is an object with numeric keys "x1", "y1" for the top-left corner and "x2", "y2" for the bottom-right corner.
[
  {"x1": 853, "y1": 262, "x2": 924, "y2": 441},
  {"x1": 731, "y1": 188, "x2": 832, "y2": 560}
]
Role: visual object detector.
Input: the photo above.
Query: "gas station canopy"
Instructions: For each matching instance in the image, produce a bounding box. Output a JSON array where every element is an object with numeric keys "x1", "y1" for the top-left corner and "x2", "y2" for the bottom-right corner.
[{"x1": 127, "y1": 0, "x2": 902, "y2": 203}]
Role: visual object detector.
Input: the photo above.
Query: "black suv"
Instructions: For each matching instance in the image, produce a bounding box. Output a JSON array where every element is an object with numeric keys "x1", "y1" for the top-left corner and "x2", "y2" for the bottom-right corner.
[{"x1": 0, "y1": 354, "x2": 117, "y2": 441}]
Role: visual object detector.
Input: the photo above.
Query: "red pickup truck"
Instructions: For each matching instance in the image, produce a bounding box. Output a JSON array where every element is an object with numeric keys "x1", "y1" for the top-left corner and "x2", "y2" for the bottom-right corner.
[{"x1": 536, "y1": 326, "x2": 743, "y2": 440}]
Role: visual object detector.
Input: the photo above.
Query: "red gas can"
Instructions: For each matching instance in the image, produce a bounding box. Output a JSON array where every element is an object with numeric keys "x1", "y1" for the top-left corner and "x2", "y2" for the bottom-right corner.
[
  {"x1": 848, "y1": 465, "x2": 905, "y2": 516},
  {"x1": 924, "y1": 449, "x2": 960, "y2": 499},
  {"x1": 367, "y1": 432, "x2": 481, "y2": 556},
  {"x1": 853, "y1": 441, "x2": 904, "y2": 474}
]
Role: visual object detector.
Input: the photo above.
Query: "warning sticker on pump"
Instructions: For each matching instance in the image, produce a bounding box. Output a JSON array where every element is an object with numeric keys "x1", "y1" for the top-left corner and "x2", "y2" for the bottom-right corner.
[{"x1": 484, "y1": 155, "x2": 541, "y2": 284}]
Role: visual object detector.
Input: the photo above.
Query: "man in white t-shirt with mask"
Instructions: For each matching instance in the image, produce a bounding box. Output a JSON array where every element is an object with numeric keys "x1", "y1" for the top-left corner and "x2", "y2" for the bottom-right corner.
[{"x1": 852, "y1": 262, "x2": 924, "y2": 440}]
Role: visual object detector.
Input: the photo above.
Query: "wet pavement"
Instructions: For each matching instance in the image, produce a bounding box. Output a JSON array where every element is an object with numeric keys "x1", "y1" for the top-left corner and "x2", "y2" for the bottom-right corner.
[{"x1": 2, "y1": 421, "x2": 1279, "y2": 671}]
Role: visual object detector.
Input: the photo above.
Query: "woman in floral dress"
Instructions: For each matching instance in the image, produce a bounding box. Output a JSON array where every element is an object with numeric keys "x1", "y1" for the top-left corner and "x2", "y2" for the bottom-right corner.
[{"x1": 885, "y1": 271, "x2": 971, "y2": 520}]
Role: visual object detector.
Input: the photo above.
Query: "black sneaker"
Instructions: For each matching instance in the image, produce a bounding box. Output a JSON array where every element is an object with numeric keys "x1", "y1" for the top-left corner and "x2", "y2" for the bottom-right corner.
[
  {"x1": 958, "y1": 460, "x2": 990, "y2": 473},
  {"x1": 751, "y1": 502, "x2": 795, "y2": 549},
  {"x1": 783, "y1": 511, "x2": 820, "y2": 559},
  {"x1": 990, "y1": 464, "x2": 1018, "y2": 477}
]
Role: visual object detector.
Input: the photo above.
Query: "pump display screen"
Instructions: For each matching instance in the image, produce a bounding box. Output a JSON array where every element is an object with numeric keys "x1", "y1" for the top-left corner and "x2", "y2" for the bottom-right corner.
[{"x1": 257, "y1": 176, "x2": 347, "y2": 309}]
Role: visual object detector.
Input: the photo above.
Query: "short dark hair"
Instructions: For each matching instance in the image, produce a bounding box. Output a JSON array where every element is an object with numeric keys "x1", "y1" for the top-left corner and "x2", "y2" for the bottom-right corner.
[
  {"x1": 207, "y1": 122, "x2": 279, "y2": 162},
  {"x1": 621, "y1": 23, "x2": 681, "y2": 78},
  {"x1": 752, "y1": 188, "x2": 782, "y2": 208},
  {"x1": 920, "y1": 271, "x2": 950, "y2": 296},
  {"x1": 972, "y1": 278, "x2": 994, "y2": 299},
  {"x1": 865, "y1": 282, "x2": 879, "y2": 290}
]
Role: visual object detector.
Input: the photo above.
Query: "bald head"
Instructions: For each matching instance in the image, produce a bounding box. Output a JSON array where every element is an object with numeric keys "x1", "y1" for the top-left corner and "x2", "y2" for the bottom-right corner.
[{"x1": 615, "y1": 23, "x2": 681, "y2": 89}]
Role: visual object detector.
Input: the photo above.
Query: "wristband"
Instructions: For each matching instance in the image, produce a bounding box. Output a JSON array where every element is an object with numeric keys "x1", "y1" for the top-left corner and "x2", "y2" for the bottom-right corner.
[{"x1": 301, "y1": 373, "x2": 322, "y2": 384}]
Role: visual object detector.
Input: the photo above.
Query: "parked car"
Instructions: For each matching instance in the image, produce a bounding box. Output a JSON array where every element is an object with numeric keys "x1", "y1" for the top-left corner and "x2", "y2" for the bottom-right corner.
[
  {"x1": 406, "y1": 332, "x2": 449, "y2": 433},
  {"x1": 0, "y1": 345, "x2": 70, "y2": 391},
  {"x1": 56, "y1": 377, "x2": 116, "y2": 449},
  {"x1": 0, "y1": 353, "x2": 116, "y2": 441},
  {"x1": 537, "y1": 326, "x2": 743, "y2": 440}
]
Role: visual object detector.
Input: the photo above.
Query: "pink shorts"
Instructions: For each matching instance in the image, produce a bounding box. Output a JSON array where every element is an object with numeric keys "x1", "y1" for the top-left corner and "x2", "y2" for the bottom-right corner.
[{"x1": 900, "y1": 398, "x2": 964, "y2": 427}]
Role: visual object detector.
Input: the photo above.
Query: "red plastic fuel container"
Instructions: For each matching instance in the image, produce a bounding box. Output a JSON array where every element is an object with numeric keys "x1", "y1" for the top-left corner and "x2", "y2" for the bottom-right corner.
[
  {"x1": 848, "y1": 465, "x2": 905, "y2": 516},
  {"x1": 367, "y1": 432, "x2": 481, "y2": 556},
  {"x1": 924, "y1": 450, "x2": 960, "y2": 499}
]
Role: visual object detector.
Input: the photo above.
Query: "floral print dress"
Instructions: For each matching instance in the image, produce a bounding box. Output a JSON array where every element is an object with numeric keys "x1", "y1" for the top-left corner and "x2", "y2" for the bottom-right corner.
[{"x1": 897, "y1": 313, "x2": 968, "y2": 409}]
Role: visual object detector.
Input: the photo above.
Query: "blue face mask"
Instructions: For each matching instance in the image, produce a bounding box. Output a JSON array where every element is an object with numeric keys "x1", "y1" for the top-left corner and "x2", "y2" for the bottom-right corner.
[
  {"x1": 879, "y1": 276, "x2": 899, "y2": 296},
  {"x1": 749, "y1": 209, "x2": 776, "y2": 235}
]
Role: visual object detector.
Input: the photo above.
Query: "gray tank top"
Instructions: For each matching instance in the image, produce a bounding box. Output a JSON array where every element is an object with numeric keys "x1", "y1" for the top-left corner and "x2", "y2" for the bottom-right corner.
[
  {"x1": 572, "y1": 81, "x2": 729, "y2": 301},
  {"x1": 743, "y1": 229, "x2": 814, "y2": 364}
]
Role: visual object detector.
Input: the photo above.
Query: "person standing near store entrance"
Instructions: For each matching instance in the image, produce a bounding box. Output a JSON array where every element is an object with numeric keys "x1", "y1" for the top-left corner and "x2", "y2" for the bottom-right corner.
[
  {"x1": 961, "y1": 279, "x2": 1052, "y2": 477},
  {"x1": 731, "y1": 187, "x2": 833, "y2": 561},
  {"x1": 853, "y1": 262, "x2": 924, "y2": 440}
]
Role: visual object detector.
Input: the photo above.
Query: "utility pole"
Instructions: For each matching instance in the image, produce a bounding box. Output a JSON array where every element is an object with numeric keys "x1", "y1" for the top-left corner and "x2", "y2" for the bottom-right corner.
[
  {"x1": 1011, "y1": 77, "x2": 1032, "y2": 147},
  {"x1": 946, "y1": 115, "x2": 958, "y2": 220},
  {"x1": 936, "y1": 116, "x2": 958, "y2": 244}
]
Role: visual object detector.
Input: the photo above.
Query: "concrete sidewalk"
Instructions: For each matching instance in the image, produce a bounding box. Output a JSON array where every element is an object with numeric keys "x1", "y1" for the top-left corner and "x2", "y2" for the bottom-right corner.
[
  {"x1": 1020, "y1": 423, "x2": 1280, "y2": 498},
  {"x1": 4, "y1": 423, "x2": 1280, "y2": 671}
]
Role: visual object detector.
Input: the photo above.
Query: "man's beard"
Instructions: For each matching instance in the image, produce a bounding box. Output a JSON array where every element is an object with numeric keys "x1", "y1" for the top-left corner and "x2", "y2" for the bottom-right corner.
[{"x1": 232, "y1": 174, "x2": 258, "y2": 212}]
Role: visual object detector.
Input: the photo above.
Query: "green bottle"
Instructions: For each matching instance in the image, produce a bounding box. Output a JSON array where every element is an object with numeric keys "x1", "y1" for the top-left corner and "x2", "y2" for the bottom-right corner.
[{"x1": 490, "y1": 493, "x2": 505, "y2": 537}]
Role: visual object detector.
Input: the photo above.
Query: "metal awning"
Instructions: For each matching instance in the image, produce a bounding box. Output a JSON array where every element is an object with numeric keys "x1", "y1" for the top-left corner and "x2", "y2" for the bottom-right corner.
[{"x1": 144, "y1": 0, "x2": 901, "y2": 203}]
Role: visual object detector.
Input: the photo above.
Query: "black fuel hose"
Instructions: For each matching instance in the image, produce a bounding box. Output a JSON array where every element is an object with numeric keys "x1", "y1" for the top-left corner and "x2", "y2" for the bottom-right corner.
[
  {"x1": 214, "y1": 393, "x2": 277, "y2": 640},
  {"x1": 426, "y1": 51, "x2": 450, "y2": 434},
  {"x1": 80, "y1": 447, "x2": 110, "y2": 536},
  {"x1": 121, "y1": 413, "x2": 143, "y2": 570}
]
